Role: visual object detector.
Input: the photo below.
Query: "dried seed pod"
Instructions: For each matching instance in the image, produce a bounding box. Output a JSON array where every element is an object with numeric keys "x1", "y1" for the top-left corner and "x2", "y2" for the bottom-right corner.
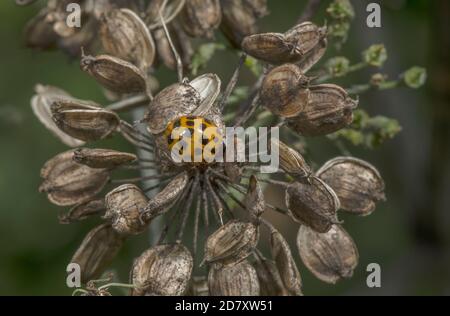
[
  {"x1": 71, "y1": 223, "x2": 124, "y2": 283},
  {"x1": 190, "y1": 73, "x2": 221, "y2": 116},
  {"x1": 24, "y1": 9, "x2": 58, "y2": 50},
  {"x1": 146, "y1": 0, "x2": 186, "y2": 28},
  {"x1": 220, "y1": 0, "x2": 268, "y2": 48},
  {"x1": 254, "y1": 256, "x2": 289, "y2": 296},
  {"x1": 260, "y1": 64, "x2": 310, "y2": 118},
  {"x1": 208, "y1": 260, "x2": 260, "y2": 296},
  {"x1": 316, "y1": 157, "x2": 386, "y2": 216},
  {"x1": 131, "y1": 244, "x2": 193, "y2": 296},
  {"x1": 297, "y1": 37, "x2": 328, "y2": 73},
  {"x1": 59, "y1": 199, "x2": 105, "y2": 224},
  {"x1": 270, "y1": 229, "x2": 303, "y2": 296},
  {"x1": 81, "y1": 54, "x2": 148, "y2": 94},
  {"x1": 287, "y1": 84, "x2": 358, "y2": 136},
  {"x1": 39, "y1": 150, "x2": 110, "y2": 206},
  {"x1": 297, "y1": 225, "x2": 359, "y2": 284},
  {"x1": 180, "y1": 0, "x2": 222, "y2": 38},
  {"x1": 73, "y1": 148, "x2": 137, "y2": 169},
  {"x1": 244, "y1": 176, "x2": 265, "y2": 219},
  {"x1": 275, "y1": 140, "x2": 311, "y2": 178},
  {"x1": 203, "y1": 220, "x2": 259, "y2": 266},
  {"x1": 242, "y1": 22, "x2": 326, "y2": 64},
  {"x1": 31, "y1": 84, "x2": 85, "y2": 147},
  {"x1": 100, "y1": 9, "x2": 155, "y2": 71},
  {"x1": 51, "y1": 97, "x2": 101, "y2": 112},
  {"x1": 52, "y1": 108, "x2": 120, "y2": 142},
  {"x1": 187, "y1": 276, "x2": 209, "y2": 296},
  {"x1": 142, "y1": 172, "x2": 189, "y2": 221},
  {"x1": 104, "y1": 184, "x2": 149, "y2": 235},
  {"x1": 285, "y1": 176, "x2": 340, "y2": 233},
  {"x1": 57, "y1": 17, "x2": 98, "y2": 58}
]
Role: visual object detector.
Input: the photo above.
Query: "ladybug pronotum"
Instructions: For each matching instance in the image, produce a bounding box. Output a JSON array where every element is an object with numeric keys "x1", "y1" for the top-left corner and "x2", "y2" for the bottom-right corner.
[{"x1": 164, "y1": 116, "x2": 223, "y2": 163}]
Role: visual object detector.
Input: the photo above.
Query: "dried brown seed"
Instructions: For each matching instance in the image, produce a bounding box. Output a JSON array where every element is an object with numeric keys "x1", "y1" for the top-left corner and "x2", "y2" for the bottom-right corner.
[
  {"x1": 104, "y1": 184, "x2": 149, "y2": 235},
  {"x1": 81, "y1": 54, "x2": 148, "y2": 94},
  {"x1": 260, "y1": 64, "x2": 310, "y2": 118},
  {"x1": 275, "y1": 140, "x2": 311, "y2": 178},
  {"x1": 190, "y1": 73, "x2": 222, "y2": 116},
  {"x1": 297, "y1": 37, "x2": 328, "y2": 73},
  {"x1": 208, "y1": 260, "x2": 260, "y2": 296},
  {"x1": 203, "y1": 220, "x2": 259, "y2": 266},
  {"x1": 57, "y1": 18, "x2": 98, "y2": 58},
  {"x1": 39, "y1": 150, "x2": 110, "y2": 206},
  {"x1": 52, "y1": 108, "x2": 120, "y2": 142},
  {"x1": 244, "y1": 176, "x2": 265, "y2": 219},
  {"x1": 187, "y1": 276, "x2": 209, "y2": 296},
  {"x1": 73, "y1": 148, "x2": 137, "y2": 169},
  {"x1": 146, "y1": 0, "x2": 186, "y2": 28},
  {"x1": 220, "y1": 0, "x2": 268, "y2": 48},
  {"x1": 284, "y1": 22, "x2": 327, "y2": 58},
  {"x1": 59, "y1": 198, "x2": 105, "y2": 224},
  {"x1": 142, "y1": 172, "x2": 189, "y2": 221},
  {"x1": 51, "y1": 97, "x2": 102, "y2": 112},
  {"x1": 285, "y1": 176, "x2": 340, "y2": 233},
  {"x1": 254, "y1": 256, "x2": 289, "y2": 296},
  {"x1": 100, "y1": 9, "x2": 155, "y2": 71},
  {"x1": 180, "y1": 0, "x2": 222, "y2": 38},
  {"x1": 287, "y1": 84, "x2": 358, "y2": 136},
  {"x1": 297, "y1": 224, "x2": 359, "y2": 284},
  {"x1": 24, "y1": 9, "x2": 58, "y2": 50},
  {"x1": 316, "y1": 157, "x2": 386, "y2": 216},
  {"x1": 31, "y1": 84, "x2": 85, "y2": 147},
  {"x1": 131, "y1": 243, "x2": 193, "y2": 296},
  {"x1": 270, "y1": 229, "x2": 303, "y2": 296},
  {"x1": 71, "y1": 223, "x2": 124, "y2": 283}
]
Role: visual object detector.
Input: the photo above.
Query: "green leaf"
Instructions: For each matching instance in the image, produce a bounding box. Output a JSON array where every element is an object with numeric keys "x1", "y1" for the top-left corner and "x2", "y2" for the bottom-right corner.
[
  {"x1": 190, "y1": 43, "x2": 226, "y2": 75},
  {"x1": 403, "y1": 66, "x2": 427, "y2": 89}
]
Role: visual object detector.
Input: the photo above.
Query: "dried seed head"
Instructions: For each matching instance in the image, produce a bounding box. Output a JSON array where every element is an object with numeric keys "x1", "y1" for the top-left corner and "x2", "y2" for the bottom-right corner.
[
  {"x1": 131, "y1": 244, "x2": 193, "y2": 296},
  {"x1": 142, "y1": 172, "x2": 189, "y2": 221},
  {"x1": 208, "y1": 260, "x2": 260, "y2": 296},
  {"x1": 59, "y1": 198, "x2": 105, "y2": 224},
  {"x1": 81, "y1": 54, "x2": 148, "y2": 94},
  {"x1": 180, "y1": 0, "x2": 222, "y2": 38},
  {"x1": 297, "y1": 37, "x2": 328, "y2": 73},
  {"x1": 104, "y1": 184, "x2": 149, "y2": 235},
  {"x1": 52, "y1": 107, "x2": 120, "y2": 142},
  {"x1": 71, "y1": 223, "x2": 124, "y2": 283},
  {"x1": 275, "y1": 140, "x2": 311, "y2": 179},
  {"x1": 287, "y1": 84, "x2": 358, "y2": 136},
  {"x1": 31, "y1": 84, "x2": 85, "y2": 147},
  {"x1": 244, "y1": 176, "x2": 265, "y2": 219},
  {"x1": 316, "y1": 157, "x2": 386, "y2": 216},
  {"x1": 220, "y1": 0, "x2": 268, "y2": 48},
  {"x1": 242, "y1": 22, "x2": 326, "y2": 64},
  {"x1": 187, "y1": 276, "x2": 209, "y2": 296},
  {"x1": 203, "y1": 220, "x2": 259, "y2": 266},
  {"x1": 73, "y1": 148, "x2": 137, "y2": 169},
  {"x1": 100, "y1": 8, "x2": 155, "y2": 72},
  {"x1": 260, "y1": 64, "x2": 310, "y2": 118},
  {"x1": 297, "y1": 224, "x2": 359, "y2": 284},
  {"x1": 39, "y1": 150, "x2": 110, "y2": 206},
  {"x1": 254, "y1": 256, "x2": 289, "y2": 296},
  {"x1": 286, "y1": 176, "x2": 340, "y2": 233},
  {"x1": 270, "y1": 229, "x2": 303, "y2": 296}
]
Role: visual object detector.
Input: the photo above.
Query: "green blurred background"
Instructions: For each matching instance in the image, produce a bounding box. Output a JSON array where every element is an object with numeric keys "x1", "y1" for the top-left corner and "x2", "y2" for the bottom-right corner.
[{"x1": 0, "y1": 0, "x2": 449, "y2": 295}]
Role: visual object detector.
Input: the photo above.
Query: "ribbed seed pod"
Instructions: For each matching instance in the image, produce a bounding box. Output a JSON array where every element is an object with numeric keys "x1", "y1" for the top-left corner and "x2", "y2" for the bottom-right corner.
[
  {"x1": 297, "y1": 37, "x2": 328, "y2": 73},
  {"x1": 31, "y1": 84, "x2": 85, "y2": 147},
  {"x1": 203, "y1": 220, "x2": 259, "y2": 266},
  {"x1": 275, "y1": 139, "x2": 311, "y2": 178},
  {"x1": 187, "y1": 276, "x2": 209, "y2": 296},
  {"x1": 81, "y1": 54, "x2": 148, "y2": 94},
  {"x1": 220, "y1": 0, "x2": 268, "y2": 48},
  {"x1": 180, "y1": 0, "x2": 222, "y2": 38},
  {"x1": 104, "y1": 184, "x2": 149, "y2": 235},
  {"x1": 71, "y1": 223, "x2": 124, "y2": 283},
  {"x1": 254, "y1": 256, "x2": 289, "y2": 296},
  {"x1": 100, "y1": 8, "x2": 155, "y2": 71},
  {"x1": 297, "y1": 225, "x2": 359, "y2": 284},
  {"x1": 270, "y1": 230, "x2": 303, "y2": 296},
  {"x1": 39, "y1": 150, "x2": 110, "y2": 206},
  {"x1": 208, "y1": 260, "x2": 260, "y2": 296},
  {"x1": 131, "y1": 244, "x2": 193, "y2": 296},
  {"x1": 316, "y1": 157, "x2": 386, "y2": 216},
  {"x1": 73, "y1": 148, "x2": 137, "y2": 169},
  {"x1": 287, "y1": 84, "x2": 358, "y2": 136},
  {"x1": 244, "y1": 176, "x2": 265, "y2": 219},
  {"x1": 260, "y1": 64, "x2": 310, "y2": 118},
  {"x1": 142, "y1": 172, "x2": 189, "y2": 221},
  {"x1": 285, "y1": 176, "x2": 340, "y2": 233},
  {"x1": 24, "y1": 9, "x2": 58, "y2": 50},
  {"x1": 59, "y1": 198, "x2": 105, "y2": 224},
  {"x1": 52, "y1": 107, "x2": 120, "y2": 142}
]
